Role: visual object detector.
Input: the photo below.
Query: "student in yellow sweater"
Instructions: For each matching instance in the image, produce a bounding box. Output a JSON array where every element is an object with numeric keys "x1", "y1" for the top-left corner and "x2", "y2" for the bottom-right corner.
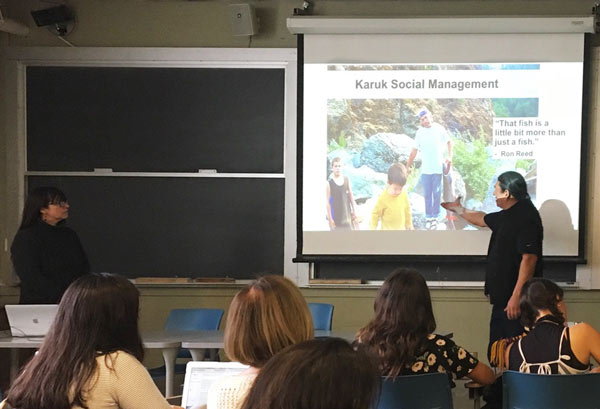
[{"x1": 370, "y1": 163, "x2": 413, "y2": 230}]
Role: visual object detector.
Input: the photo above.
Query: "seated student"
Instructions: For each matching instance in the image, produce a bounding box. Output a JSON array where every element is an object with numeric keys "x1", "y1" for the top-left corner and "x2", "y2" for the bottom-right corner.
[
  {"x1": 370, "y1": 163, "x2": 413, "y2": 230},
  {"x1": 355, "y1": 268, "x2": 495, "y2": 386},
  {"x1": 207, "y1": 275, "x2": 314, "y2": 409},
  {"x1": 240, "y1": 337, "x2": 380, "y2": 409},
  {"x1": 5, "y1": 273, "x2": 182, "y2": 409},
  {"x1": 507, "y1": 278, "x2": 600, "y2": 374}
]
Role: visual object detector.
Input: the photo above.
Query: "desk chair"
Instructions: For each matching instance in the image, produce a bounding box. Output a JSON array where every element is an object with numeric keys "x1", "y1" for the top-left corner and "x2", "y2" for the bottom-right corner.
[
  {"x1": 376, "y1": 373, "x2": 454, "y2": 409},
  {"x1": 502, "y1": 370, "x2": 600, "y2": 409},
  {"x1": 308, "y1": 303, "x2": 334, "y2": 331},
  {"x1": 149, "y1": 308, "x2": 224, "y2": 378}
]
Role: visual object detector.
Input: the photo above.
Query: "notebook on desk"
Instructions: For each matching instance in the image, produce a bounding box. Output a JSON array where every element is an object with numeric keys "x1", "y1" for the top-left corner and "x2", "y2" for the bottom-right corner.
[
  {"x1": 181, "y1": 361, "x2": 248, "y2": 409},
  {"x1": 5, "y1": 304, "x2": 58, "y2": 337}
]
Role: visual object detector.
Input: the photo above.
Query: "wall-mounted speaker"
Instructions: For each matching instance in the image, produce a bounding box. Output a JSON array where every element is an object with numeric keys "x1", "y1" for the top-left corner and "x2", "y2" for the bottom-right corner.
[
  {"x1": 229, "y1": 3, "x2": 258, "y2": 36},
  {"x1": 30, "y1": 5, "x2": 74, "y2": 37}
]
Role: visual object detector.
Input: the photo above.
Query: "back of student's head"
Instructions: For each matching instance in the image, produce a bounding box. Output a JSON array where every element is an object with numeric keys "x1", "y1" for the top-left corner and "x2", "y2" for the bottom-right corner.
[
  {"x1": 356, "y1": 268, "x2": 435, "y2": 376},
  {"x1": 520, "y1": 278, "x2": 564, "y2": 328},
  {"x1": 240, "y1": 338, "x2": 380, "y2": 409},
  {"x1": 7, "y1": 273, "x2": 143, "y2": 409},
  {"x1": 388, "y1": 163, "x2": 407, "y2": 186},
  {"x1": 224, "y1": 275, "x2": 314, "y2": 368}
]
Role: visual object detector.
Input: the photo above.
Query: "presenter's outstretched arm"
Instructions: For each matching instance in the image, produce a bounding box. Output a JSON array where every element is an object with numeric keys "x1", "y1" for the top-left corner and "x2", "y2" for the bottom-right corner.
[{"x1": 441, "y1": 198, "x2": 487, "y2": 228}]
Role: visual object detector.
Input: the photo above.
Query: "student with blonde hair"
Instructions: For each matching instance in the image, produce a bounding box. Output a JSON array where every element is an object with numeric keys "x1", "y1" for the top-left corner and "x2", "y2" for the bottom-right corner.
[{"x1": 207, "y1": 275, "x2": 314, "y2": 409}]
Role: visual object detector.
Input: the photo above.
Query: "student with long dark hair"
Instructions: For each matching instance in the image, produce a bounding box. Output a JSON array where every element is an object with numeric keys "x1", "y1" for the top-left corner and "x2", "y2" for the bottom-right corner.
[
  {"x1": 356, "y1": 268, "x2": 495, "y2": 386},
  {"x1": 5, "y1": 273, "x2": 182, "y2": 409},
  {"x1": 507, "y1": 278, "x2": 600, "y2": 374},
  {"x1": 240, "y1": 338, "x2": 380, "y2": 409},
  {"x1": 11, "y1": 186, "x2": 89, "y2": 304}
]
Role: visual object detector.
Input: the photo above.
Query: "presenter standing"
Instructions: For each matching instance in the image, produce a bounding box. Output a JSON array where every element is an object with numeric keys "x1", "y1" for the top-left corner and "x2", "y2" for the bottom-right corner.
[
  {"x1": 442, "y1": 171, "x2": 543, "y2": 351},
  {"x1": 11, "y1": 186, "x2": 89, "y2": 304},
  {"x1": 442, "y1": 171, "x2": 543, "y2": 408},
  {"x1": 407, "y1": 108, "x2": 453, "y2": 230}
]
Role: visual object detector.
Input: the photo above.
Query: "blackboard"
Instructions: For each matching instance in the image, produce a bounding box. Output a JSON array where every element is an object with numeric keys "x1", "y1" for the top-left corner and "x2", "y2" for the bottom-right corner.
[
  {"x1": 25, "y1": 65, "x2": 286, "y2": 279},
  {"x1": 27, "y1": 66, "x2": 284, "y2": 173},
  {"x1": 28, "y1": 176, "x2": 284, "y2": 278}
]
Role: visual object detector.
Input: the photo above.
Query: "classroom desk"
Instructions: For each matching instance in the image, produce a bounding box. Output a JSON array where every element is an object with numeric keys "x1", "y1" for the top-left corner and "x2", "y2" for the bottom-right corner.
[
  {"x1": 1, "y1": 329, "x2": 453, "y2": 398},
  {"x1": 179, "y1": 329, "x2": 358, "y2": 360},
  {"x1": 0, "y1": 330, "x2": 181, "y2": 398}
]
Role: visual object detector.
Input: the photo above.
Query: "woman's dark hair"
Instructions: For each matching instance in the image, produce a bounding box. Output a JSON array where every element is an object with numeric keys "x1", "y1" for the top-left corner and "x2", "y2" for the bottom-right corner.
[
  {"x1": 497, "y1": 171, "x2": 530, "y2": 201},
  {"x1": 240, "y1": 338, "x2": 380, "y2": 409},
  {"x1": 7, "y1": 273, "x2": 143, "y2": 409},
  {"x1": 356, "y1": 268, "x2": 436, "y2": 377},
  {"x1": 19, "y1": 186, "x2": 68, "y2": 229},
  {"x1": 519, "y1": 278, "x2": 565, "y2": 328}
]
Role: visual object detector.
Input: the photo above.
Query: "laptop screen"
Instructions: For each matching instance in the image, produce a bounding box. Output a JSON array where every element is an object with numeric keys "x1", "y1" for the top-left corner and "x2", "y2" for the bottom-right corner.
[
  {"x1": 181, "y1": 361, "x2": 248, "y2": 409},
  {"x1": 5, "y1": 304, "x2": 58, "y2": 337}
]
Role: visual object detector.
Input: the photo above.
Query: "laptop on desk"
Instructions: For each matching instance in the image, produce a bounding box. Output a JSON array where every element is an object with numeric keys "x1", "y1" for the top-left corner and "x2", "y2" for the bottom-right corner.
[
  {"x1": 181, "y1": 361, "x2": 248, "y2": 409},
  {"x1": 5, "y1": 304, "x2": 58, "y2": 337}
]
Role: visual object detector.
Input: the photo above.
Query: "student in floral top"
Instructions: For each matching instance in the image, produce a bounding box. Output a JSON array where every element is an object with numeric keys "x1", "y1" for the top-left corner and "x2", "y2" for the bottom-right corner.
[{"x1": 355, "y1": 268, "x2": 495, "y2": 386}]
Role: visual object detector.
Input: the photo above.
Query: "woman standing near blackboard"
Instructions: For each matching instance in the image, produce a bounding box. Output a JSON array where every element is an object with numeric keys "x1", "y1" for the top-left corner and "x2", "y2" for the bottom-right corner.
[{"x1": 11, "y1": 186, "x2": 89, "y2": 304}]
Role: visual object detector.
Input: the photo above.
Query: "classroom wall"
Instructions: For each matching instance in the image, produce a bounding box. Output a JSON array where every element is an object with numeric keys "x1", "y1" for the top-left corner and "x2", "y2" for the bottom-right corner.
[
  {"x1": 1, "y1": 0, "x2": 600, "y2": 368},
  {"x1": 136, "y1": 285, "x2": 600, "y2": 369}
]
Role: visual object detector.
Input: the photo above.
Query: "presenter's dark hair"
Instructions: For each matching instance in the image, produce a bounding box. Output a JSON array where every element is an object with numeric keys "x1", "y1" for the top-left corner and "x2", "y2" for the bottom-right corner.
[
  {"x1": 240, "y1": 338, "x2": 380, "y2": 409},
  {"x1": 519, "y1": 278, "x2": 565, "y2": 328},
  {"x1": 19, "y1": 186, "x2": 68, "y2": 229},
  {"x1": 497, "y1": 171, "x2": 530, "y2": 201},
  {"x1": 388, "y1": 163, "x2": 408, "y2": 186},
  {"x1": 356, "y1": 268, "x2": 436, "y2": 377},
  {"x1": 7, "y1": 273, "x2": 144, "y2": 409}
]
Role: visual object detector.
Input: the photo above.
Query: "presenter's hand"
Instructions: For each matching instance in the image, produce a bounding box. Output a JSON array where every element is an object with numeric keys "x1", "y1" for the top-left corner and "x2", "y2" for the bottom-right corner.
[
  {"x1": 329, "y1": 219, "x2": 336, "y2": 230},
  {"x1": 441, "y1": 197, "x2": 464, "y2": 214},
  {"x1": 504, "y1": 294, "x2": 520, "y2": 320}
]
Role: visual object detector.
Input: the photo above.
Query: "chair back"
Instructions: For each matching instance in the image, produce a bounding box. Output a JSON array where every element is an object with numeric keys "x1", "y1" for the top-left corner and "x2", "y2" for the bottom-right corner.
[
  {"x1": 165, "y1": 308, "x2": 224, "y2": 359},
  {"x1": 376, "y1": 373, "x2": 453, "y2": 409},
  {"x1": 165, "y1": 308, "x2": 224, "y2": 332},
  {"x1": 502, "y1": 370, "x2": 600, "y2": 409},
  {"x1": 308, "y1": 302, "x2": 334, "y2": 331}
]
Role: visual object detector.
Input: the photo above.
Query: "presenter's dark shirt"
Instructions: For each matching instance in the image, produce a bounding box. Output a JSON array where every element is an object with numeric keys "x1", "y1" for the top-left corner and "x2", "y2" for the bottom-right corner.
[
  {"x1": 483, "y1": 199, "x2": 543, "y2": 306},
  {"x1": 11, "y1": 219, "x2": 89, "y2": 304}
]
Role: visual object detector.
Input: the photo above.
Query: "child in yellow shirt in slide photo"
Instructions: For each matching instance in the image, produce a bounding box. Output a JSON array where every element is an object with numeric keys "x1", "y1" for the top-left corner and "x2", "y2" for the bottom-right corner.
[{"x1": 370, "y1": 163, "x2": 413, "y2": 230}]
